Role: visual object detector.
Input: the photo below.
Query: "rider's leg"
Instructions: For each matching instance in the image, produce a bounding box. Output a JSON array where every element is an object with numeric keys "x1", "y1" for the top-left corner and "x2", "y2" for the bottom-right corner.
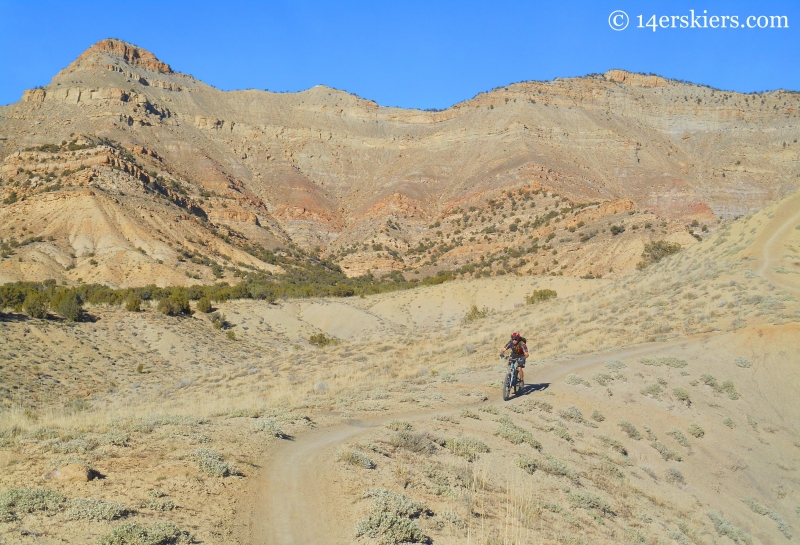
[{"x1": 519, "y1": 359, "x2": 525, "y2": 383}]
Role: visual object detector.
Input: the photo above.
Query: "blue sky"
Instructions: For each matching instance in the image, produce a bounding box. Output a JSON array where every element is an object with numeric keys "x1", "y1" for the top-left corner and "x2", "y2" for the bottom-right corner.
[{"x1": 0, "y1": 0, "x2": 797, "y2": 108}]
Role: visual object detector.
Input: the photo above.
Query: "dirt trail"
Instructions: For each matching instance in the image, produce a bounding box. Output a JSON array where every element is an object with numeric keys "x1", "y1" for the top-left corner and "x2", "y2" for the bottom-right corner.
[
  {"x1": 756, "y1": 190, "x2": 800, "y2": 294},
  {"x1": 244, "y1": 336, "x2": 705, "y2": 545}
]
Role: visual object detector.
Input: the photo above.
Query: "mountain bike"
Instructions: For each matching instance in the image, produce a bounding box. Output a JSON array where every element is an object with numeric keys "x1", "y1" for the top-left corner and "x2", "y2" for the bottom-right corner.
[{"x1": 501, "y1": 355, "x2": 524, "y2": 401}]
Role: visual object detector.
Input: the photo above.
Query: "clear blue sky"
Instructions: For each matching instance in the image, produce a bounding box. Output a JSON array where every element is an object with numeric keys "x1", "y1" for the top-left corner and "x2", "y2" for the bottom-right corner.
[{"x1": 0, "y1": 0, "x2": 797, "y2": 108}]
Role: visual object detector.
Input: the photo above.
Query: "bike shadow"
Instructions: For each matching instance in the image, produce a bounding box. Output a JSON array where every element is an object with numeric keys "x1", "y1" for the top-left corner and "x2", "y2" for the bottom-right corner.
[{"x1": 516, "y1": 383, "x2": 550, "y2": 396}]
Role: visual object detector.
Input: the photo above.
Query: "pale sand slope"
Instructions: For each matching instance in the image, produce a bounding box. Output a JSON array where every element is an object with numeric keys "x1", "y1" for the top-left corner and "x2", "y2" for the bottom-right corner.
[{"x1": 0, "y1": 190, "x2": 799, "y2": 544}]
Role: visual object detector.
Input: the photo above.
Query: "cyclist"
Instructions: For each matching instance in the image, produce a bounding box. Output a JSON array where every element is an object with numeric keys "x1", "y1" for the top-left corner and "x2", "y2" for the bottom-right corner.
[{"x1": 500, "y1": 332, "x2": 529, "y2": 384}]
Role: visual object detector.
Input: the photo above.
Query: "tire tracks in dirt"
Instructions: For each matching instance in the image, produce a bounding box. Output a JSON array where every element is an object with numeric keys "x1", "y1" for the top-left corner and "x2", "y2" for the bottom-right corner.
[{"x1": 243, "y1": 335, "x2": 710, "y2": 545}]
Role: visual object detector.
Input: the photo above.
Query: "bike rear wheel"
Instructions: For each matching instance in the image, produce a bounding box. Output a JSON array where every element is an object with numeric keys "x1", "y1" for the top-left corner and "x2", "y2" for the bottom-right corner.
[{"x1": 502, "y1": 373, "x2": 512, "y2": 401}]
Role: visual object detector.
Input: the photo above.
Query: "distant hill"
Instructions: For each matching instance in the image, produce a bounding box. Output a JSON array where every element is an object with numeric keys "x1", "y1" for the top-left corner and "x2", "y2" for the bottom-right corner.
[{"x1": 0, "y1": 38, "x2": 798, "y2": 287}]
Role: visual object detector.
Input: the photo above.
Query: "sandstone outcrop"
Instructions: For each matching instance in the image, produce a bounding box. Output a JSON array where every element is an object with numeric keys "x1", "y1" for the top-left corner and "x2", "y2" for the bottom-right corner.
[{"x1": 1, "y1": 39, "x2": 797, "y2": 285}]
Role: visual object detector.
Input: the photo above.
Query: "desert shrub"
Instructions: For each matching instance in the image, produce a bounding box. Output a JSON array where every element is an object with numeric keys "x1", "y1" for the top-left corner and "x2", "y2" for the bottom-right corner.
[
  {"x1": 196, "y1": 297, "x2": 212, "y2": 313},
  {"x1": 664, "y1": 466, "x2": 685, "y2": 485},
  {"x1": 618, "y1": 421, "x2": 642, "y2": 440},
  {"x1": 460, "y1": 409, "x2": 480, "y2": 420},
  {"x1": 666, "y1": 428, "x2": 690, "y2": 447},
  {"x1": 673, "y1": 387, "x2": 691, "y2": 406},
  {"x1": 51, "y1": 289, "x2": 83, "y2": 321},
  {"x1": 208, "y1": 311, "x2": 230, "y2": 330},
  {"x1": 597, "y1": 435, "x2": 627, "y2": 456},
  {"x1": 495, "y1": 419, "x2": 542, "y2": 450},
  {"x1": 355, "y1": 489, "x2": 429, "y2": 545},
  {"x1": 338, "y1": 449, "x2": 376, "y2": 469},
  {"x1": 642, "y1": 425, "x2": 657, "y2": 441},
  {"x1": 462, "y1": 304, "x2": 488, "y2": 322},
  {"x1": 723, "y1": 417, "x2": 735, "y2": 429},
  {"x1": 526, "y1": 289, "x2": 557, "y2": 304},
  {"x1": 700, "y1": 374, "x2": 739, "y2": 400},
  {"x1": 146, "y1": 490, "x2": 175, "y2": 512},
  {"x1": 125, "y1": 295, "x2": 141, "y2": 312},
  {"x1": 193, "y1": 448, "x2": 242, "y2": 477},
  {"x1": 526, "y1": 399, "x2": 553, "y2": 412},
  {"x1": 101, "y1": 430, "x2": 130, "y2": 447},
  {"x1": 545, "y1": 423, "x2": 574, "y2": 443},
  {"x1": 641, "y1": 465, "x2": 658, "y2": 480},
  {"x1": 743, "y1": 498, "x2": 791, "y2": 539},
  {"x1": 591, "y1": 409, "x2": 605, "y2": 422},
  {"x1": 565, "y1": 374, "x2": 590, "y2": 387},
  {"x1": 567, "y1": 490, "x2": 614, "y2": 517},
  {"x1": 687, "y1": 423, "x2": 705, "y2": 438},
  {"x1": 605, "y1": 359, "x2": 626, "y2": 370},
  {"x1": 651, "y1": 441, "x2": 682, "y2": 461},
  {"x1": 386, "y1": 420, "x2": 413, "y2": 432},
  {"x1": 637, "y1": 240, "x2": 681, "y2": 269},
  {"x1": 517, "y1": 454, "x2": 578, "y2": 482},
  {"x1": 478, "y1": 405, "x2": 500, "y2": 415},
  {"x1": 390, "y1": 431, "x2": 440, "y2": 455},
  {"x1": 444, "y1": 436, "x2": 489, "y2": 461},
  {"x1": 707, "y1": 511, "x2": 753, "y2": 545},
  {"x1": 22, "y1": 292, "x2": 49, "y2": 318},
  {"x1": 252, "y1": 418, "x2": 287, "y2": 438},
  {"x1": 639, "y1": 356, "x2": 687, "y2": 368},
  {"x1": 67, "y1": 497, "x2": 131, "y2": 521},
  {"x1": 309, "y1": 332, "x2": 338, "y2": 347},
  {"x1": 558, "y1": 405, "x2": 596, "y2": 427},
  {"x1": 0, "y1": 487, "x2": 66, "y2": 521},
  {"x1": 98, "y1": 521, "x2": 191, "y2": 545},
  {"x1": 157, "y1": 291, "x2": 190, "y2": 316},
  {"x1": 734, "y1": 357, "x2": 751, "y2": 368},
  {"x1": 640, "y1": 383, "x2": 663, "y2": 399}
]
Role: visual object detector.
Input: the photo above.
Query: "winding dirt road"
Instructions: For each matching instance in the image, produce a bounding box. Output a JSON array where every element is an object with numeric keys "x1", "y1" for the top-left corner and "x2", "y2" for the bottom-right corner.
[
  {"x1": 244, "y1": 337, "x2": 707, "y2": 545},
  {"x1": 756, "y1": 189, "x2": 800, "y2": 295}
]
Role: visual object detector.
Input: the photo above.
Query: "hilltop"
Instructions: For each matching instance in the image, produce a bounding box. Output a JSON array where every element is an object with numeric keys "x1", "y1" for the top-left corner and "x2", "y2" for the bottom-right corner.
[{"x1": 0, "y1": 39, "x2": 798, "y2": 287}]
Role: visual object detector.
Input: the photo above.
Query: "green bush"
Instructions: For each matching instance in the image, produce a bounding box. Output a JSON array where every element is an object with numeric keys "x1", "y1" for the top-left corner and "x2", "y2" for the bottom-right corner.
[
  {"x1": 687, "y1": 423, "x2": 705, "y2": 438},
  {"x1": 390, "y1": 431, "x2": 440, "y2": 455},
  {"x1": 0, "y1": 487, "x2": 66, "y2": 522},
  {"x1": 495, "y1": 419, "x2": 542, "y2": 450},
  {"x1": 526, "y1": 289, "x2": 557, "y2": 304},
  {"x1": 673, "y1": 387, "x2": 691, "y2": 406},
  {"x1": 462, "y1": 304, "x2": 488, "y2": 322},
  {"x1": 194, "y1": 448, "x2": 242, "y2": 477},
  {"x1": 51, "y1": 289, "x2": 82, "y2": 321},
  {"x1": 618, "y1": 420, "x2": 642, "y2": 440},
  {"x1": 98, "y1": 521, "x2": 190, "y2": 545},
  {"x1": 666, "y1": 428, "x2": 690, "y2": 447},
  {"x1": 309, "y1": 332, "x2": 338, "y2": 347},
  {"x1": 196, "y1": 297, "x2": 212, "y2": 313},
  {"x1": 637, "y1": 240, "x2": 681, "y2": 269},
  {"x1": 567, "y1": 490, "x2": 614, "y2": 516},
  {"x1": 385, "y1": 421, "x2": 413, "y2": 432},
  {"x1": 518, "y1": 454, "x2": 578, "y2": 482},
  {"x1": 355, "y1": 489, "x2": 428, "y2": 545},
  {"x1": 157, "y1": 290, "x2": 190, "y2": 316},
  {"x1": 67, "y1": 497, "x2": 131, "y2": 521},
  {"x1": 444, "y1": 436, "x2": 489, "y2": 461},
  {"x1": 125, "y1": 295, "x2": 142, "y2": 312},
  {"x1": 22, "y1": 292, "x2": 49, "y2": 318},
  {"x1": 338, "y1": 450, "x2": 376, "y2": 469}
]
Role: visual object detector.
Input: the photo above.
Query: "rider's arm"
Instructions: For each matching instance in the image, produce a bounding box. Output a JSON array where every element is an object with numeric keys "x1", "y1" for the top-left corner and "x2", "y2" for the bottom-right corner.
[{"x1": 521, "y1": 342, "x2": 529, "y2": 358}]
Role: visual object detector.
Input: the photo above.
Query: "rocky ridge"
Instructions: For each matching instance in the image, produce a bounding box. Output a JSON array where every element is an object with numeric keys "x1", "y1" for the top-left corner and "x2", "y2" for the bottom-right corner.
[{"x1": 0, "y1": 38, "x2": 798, "y2": 286}]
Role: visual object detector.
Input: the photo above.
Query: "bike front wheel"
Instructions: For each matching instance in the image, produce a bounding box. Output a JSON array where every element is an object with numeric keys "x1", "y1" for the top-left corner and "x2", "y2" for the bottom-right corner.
[{"x1": 502, "y1": 373, "x2": 512, "y2": 401}]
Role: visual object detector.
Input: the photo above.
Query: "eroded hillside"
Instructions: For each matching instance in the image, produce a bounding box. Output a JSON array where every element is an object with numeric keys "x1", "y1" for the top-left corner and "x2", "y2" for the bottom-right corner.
[
  {"x1": 0, "y1": 186, "x2": 798, "y2": 545},
  {"x1": 0, "y1": 39, "x2": 798, "y2": 286}
]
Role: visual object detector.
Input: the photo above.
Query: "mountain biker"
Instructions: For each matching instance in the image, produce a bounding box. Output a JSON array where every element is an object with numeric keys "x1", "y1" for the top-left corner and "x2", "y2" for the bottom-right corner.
[{"x1": 500, "y1": 332, "x2": 529, "y2": 384}]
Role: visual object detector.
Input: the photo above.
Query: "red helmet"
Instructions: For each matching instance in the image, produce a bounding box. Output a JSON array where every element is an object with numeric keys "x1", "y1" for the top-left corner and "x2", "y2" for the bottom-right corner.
[{"x1": 511, "y1": 332, "x2": 521, "y2": 340}]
